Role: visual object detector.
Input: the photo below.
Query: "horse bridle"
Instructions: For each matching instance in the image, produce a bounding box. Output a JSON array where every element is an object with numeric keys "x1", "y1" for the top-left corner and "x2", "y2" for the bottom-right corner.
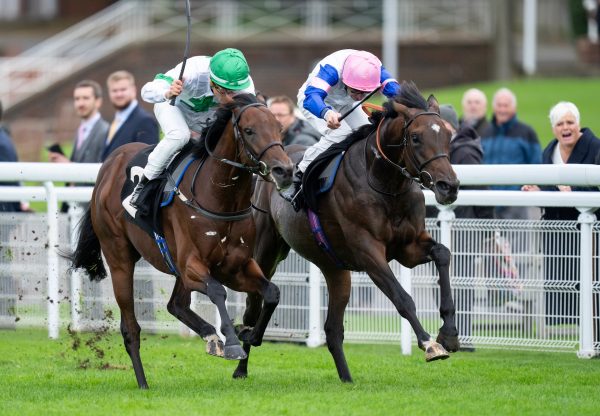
[
  {"x1": 205, "y1": 102, "x2": 284, "y2": 178},
  {"x1": 373, "y1": 110, "x2": 449, "y2": 190}
]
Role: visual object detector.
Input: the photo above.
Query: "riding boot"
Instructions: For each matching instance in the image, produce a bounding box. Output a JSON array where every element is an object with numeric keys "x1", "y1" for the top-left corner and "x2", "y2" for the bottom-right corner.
[
  {"x1": 281, "y1": 169, "x2": 303, "y2": 203},
  {"x1": 129, "y1": 175, "x2": 149, "y2": 209}
]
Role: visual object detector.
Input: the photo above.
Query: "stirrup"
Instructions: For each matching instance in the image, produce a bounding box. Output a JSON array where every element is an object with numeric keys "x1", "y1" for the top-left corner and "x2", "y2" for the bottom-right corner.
[
  {"x1": 290, "y1": 186, "x2": 304, "y2": 212},
  {"x1": 129, "y1": 180, "x2": 147, "y2": 208}
]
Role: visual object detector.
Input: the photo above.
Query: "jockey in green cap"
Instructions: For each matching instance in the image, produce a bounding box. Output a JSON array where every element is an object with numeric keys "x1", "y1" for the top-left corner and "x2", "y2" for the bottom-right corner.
[{"x1": 123, "y1": 48, "x2": 255, "y2": 214}]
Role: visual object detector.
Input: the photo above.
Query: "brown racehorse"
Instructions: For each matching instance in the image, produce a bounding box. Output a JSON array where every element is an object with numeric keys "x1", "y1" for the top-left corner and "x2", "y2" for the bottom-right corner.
[
  {"x1": 233, "y1": 82, "x2": 460, "y2": 382},
  {"x1": 68, "y1": 94, "x2": 293, "y2": 389}
]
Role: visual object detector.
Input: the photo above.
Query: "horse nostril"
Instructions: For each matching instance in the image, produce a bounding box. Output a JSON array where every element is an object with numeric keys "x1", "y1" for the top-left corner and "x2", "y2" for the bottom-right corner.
[
  {"x1": 437, "y1": 181, "x2": 450, "y2": 192},
  {"x1": 271, "y1": 166, "x2": 287, "y2": 178}
]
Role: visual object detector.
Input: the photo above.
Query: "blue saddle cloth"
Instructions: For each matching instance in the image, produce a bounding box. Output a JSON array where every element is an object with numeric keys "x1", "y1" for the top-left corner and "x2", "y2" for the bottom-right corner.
[
  {"x1": 121, "y1": 142, "x2": 201, "y2": 238},
  {"x1": 302, "y1": 132, "x2": 363, "y2": 213}
]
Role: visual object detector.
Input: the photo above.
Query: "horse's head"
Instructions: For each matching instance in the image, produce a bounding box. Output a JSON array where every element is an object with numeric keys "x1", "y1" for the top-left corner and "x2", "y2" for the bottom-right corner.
[
  {"x1": 382, "y1": 82, "x2": 459, "y2": 204},
  {"x1": 205, "y1": 94, "x2": 294, "y2": 190}
]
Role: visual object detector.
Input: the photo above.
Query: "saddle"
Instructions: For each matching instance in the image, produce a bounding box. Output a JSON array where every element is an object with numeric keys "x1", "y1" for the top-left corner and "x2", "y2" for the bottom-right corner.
[
  {"x1": 121, "y1": 141, "x2": 203, "y2": 238},
  {"x1": 302, "y1": 132, "x2": 364, "y2": 213}
]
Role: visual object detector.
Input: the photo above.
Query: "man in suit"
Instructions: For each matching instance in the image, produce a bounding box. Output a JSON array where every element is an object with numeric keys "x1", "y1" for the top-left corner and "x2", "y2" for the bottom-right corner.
[
  {"x1": 102, "y1": 70, "x2": 159, "y2": 161},
  {"x1": 49, "y1": 80, "x2": 109, "y2": 167}
]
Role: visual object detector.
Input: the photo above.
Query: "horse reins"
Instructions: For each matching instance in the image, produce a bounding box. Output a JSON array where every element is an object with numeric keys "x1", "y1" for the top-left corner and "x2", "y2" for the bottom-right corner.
[
  {"x1": 372, "y1": 111, "x2": 449, "y2": 191},
  {"x1": 179, "y1": 102, "x2": 284, "y2": 221},
  {"x1": 205, "y1": 102, "x2": 284, "y2": 177}
]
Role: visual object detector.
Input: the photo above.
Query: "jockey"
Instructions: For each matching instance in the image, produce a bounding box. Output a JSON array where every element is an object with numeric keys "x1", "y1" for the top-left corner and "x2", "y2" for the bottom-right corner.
[
  {"x1": 124, "y1": 48, "x2": 255, "y2": 210},
  {"x1": 281, "y1": 49, "x2": 401, "y2": 203}
]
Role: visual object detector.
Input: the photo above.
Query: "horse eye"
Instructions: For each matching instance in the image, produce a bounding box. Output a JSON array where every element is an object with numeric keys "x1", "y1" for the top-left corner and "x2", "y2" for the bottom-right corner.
[
  {"x1": 411, "y1": 133, "x2": 419, "y2": 144},
  {"x1": 243, "y1": 127, "x2": 254, "y2": 135}
]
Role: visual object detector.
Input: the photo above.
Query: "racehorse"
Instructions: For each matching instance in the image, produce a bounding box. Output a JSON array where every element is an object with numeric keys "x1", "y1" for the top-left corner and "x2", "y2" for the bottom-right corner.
[
  {"x1": 233, "y1": 82, "x2": 460, "y2": 382},
  {"x1": 68, "y1": 94, "x2": 294, "y2": 389}
]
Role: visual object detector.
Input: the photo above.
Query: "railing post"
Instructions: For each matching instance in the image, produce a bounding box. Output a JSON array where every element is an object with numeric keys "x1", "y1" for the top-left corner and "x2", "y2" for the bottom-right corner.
[
  {"x1": 44, "y1": 181, "x2": 59, "y2": 339},
  {"x1": 437, "y1": 206, "x2": 455, "y2": 248},
  {"x1": 399, "y1": 264, "x2": 412, "y2": 355},
  {"x1": 68, "y1": 204, "x2": 84, "y2": 332},
  {"x1": 577, "y1": 208, "x2": 596, "y2": 358},
  {"x1": 306, "y1": 262, "x2": 323, "y2": 347}
]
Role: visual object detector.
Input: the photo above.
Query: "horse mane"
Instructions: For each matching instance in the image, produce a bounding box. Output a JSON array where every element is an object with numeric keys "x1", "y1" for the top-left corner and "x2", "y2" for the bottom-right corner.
[
  {"x1": 345, "y1": 80, "x2": 428, "y2": 143},
  {"x1": 383, "y1": 80, "x2": 428, "y2": 118},
  {"x1": 192, "y1": 93, "x2": 259, "y2": 157}
]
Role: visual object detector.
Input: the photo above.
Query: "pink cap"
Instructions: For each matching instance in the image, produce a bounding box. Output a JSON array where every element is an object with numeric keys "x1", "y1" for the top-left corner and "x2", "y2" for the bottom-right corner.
[{"x1": 341, "y1": 51, "x2": 381, "y2": 92}]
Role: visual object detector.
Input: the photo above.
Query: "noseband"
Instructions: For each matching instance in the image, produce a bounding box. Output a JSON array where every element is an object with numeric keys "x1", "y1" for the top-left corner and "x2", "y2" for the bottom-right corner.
[
  {"x1": 206, "y1": 102, "x2": 284, "y2": 177},
  {"x1": 373, "y1": 111, "x2": 449, "y2": 190}
]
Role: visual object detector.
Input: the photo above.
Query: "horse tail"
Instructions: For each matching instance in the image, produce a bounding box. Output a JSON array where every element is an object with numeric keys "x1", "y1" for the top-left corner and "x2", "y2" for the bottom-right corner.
[{"x1": 68, "y1": 207, "x2": 107, "y2": 281}]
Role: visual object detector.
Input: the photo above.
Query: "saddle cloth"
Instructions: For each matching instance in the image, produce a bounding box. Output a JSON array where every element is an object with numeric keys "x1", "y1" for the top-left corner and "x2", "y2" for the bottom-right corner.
[
  {"x1": 302, "y1": 132, "x2": 364, "y2": 213},
  {"x1": 121, "y1": 142, "x2": 201, "y2": 238}
]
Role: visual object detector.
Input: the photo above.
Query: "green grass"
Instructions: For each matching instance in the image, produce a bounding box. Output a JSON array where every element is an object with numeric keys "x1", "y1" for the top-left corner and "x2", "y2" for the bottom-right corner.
[
  {"x1": 422, "y1": 77, "x2": 600, "y2": 148},
  {"x1": 1, "y1": 328, "x2": 598, "y2": 415}
]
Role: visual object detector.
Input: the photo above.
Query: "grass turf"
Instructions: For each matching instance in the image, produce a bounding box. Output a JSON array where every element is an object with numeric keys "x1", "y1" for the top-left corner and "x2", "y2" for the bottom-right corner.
[{"x1": 0, "y1": 328, "x2": 598, "y2": 415}]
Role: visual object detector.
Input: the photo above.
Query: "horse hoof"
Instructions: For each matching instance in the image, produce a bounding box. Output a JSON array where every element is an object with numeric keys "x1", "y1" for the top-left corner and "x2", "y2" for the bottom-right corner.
[
  {"x1": 421, "y1": 339, "x2": 450, "y2": 362},
  {"x1": 237, "y1": 327, "x2": 262, "y2": 347},
  {"x1": 436, "y1": 331, "x2": 460, "y2": 353},
  {"x1": 205, "y1": 335, "x2": 225, "y2": 358},
  {"x1": 232, "y1": 369, "x2": 248, "y2": 379},
  {"x1": 224, "y1": 344, "x2": 248, "y2": 361}
]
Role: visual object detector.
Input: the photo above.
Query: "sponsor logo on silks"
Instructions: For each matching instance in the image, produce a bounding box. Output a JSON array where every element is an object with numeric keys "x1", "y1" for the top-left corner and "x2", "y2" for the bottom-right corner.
[
  {"x1": 155, "y1": 73, "x2": 175, "y2": 84},
  {"x1": 181, "y1": 95, "x2": 218, "y2": 113}
]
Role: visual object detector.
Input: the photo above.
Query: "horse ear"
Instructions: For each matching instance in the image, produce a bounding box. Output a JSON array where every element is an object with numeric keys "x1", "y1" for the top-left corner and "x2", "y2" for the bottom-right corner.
[
  {"x1": 427, "y1": 94, "x2": 440, "y2": 113},
  {"x1": 392, "y1": 101, "x2": 411, "y2": 120}
]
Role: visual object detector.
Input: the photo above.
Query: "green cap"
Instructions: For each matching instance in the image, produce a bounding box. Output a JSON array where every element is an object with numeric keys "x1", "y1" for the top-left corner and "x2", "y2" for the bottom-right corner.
[{"x1": 209, "y1": 48, "x2": 251, "y2": 90}]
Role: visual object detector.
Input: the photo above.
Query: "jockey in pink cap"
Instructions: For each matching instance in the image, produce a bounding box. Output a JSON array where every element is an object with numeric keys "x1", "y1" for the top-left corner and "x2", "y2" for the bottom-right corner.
[{"x1": 281, "y1": 49, "x2": 400, "y2": 205}]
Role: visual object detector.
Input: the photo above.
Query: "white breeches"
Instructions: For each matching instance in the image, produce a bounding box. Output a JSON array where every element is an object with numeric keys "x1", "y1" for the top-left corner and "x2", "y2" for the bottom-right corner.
[
  {"x1": 143, "y1": 101, "x2": 191, "y2": 180},
  {"x1": 297, "y1": 102, "x2": 369, "y2": 172}
]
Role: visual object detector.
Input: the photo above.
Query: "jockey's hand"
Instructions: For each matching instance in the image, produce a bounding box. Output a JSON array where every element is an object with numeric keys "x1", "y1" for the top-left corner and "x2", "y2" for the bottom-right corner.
[
  {"x1": 166, "y1": 79, "x2": 184, "y2": 99},
  {"x1": 324, "y1": 110, "x2": 342, "y2": 129}
]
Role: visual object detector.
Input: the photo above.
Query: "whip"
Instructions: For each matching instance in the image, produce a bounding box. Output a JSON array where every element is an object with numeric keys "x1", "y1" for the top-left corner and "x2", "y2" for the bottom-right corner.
[
  {"x1": 338, "y1": 85, "x2": 381, "y2": 122},
  {"x1": 170, "y1": 0, "x2": 192, "y2": 106}
]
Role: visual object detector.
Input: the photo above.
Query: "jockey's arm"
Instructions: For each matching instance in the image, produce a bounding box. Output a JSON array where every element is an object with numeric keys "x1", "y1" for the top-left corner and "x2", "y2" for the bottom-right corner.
[
  {"x1": 141, "y1": 74, "x2": 176, "y2": 103},
  {"x1": 303, "y1": 64, "x2": 339, "y2": 119},
  {"x1": 141, "y1": 60, "x2": 184, "y2": 103},
  {"x1": 380, "y1": 66, "x2": 400, "y2": 98}
]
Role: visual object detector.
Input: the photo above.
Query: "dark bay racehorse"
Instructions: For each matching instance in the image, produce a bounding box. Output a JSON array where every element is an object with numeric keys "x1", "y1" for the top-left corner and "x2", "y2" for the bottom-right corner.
[
  {"x1": 69, "y1": 94, "x2": 293, "y2": 389},
  {"x1": 234, "y1": 82, "x2": 460, "y2": 382}
]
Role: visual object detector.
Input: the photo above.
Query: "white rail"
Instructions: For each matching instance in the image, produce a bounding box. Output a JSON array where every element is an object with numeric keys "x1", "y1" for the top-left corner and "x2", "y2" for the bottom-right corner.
[{"x1": 0, "y1": 162, "x2": 598, "y2": 357}]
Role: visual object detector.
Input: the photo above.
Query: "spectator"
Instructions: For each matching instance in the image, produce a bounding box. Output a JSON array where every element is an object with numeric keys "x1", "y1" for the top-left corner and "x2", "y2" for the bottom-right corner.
[
  {"x1": 0, "y1": 100, "x2": 28, "y2": 213},
  {"x1": 281, "y1": 49, "x2": 401, "y2": 204},
  {"x1": 268, "y1": 95, "x2": 320, "y2": 147},
  {"x1": 124, "y1": 48, "x2": 255, "y2": 211},
  {"x1": 49, "y1": 80, "x2": 109, "y2": 210},
  {"x1": 522, "y1": 101, "x2": 600, "y2": 333},
  {"x1": 481, "y1": 87, "x2": 542, "y2": 220},
  {"x1": 460, "y1": 88, "x2": 490, "y2": 137},
  {"x1": 49, "y1": 80, "x2": 108, "y2": 166},
  {"x1": 102, "y1": 70, "x2": 159, "y2": 161},
  {"x1": 431, "y1": 104, "x2": 494, "y2": 351}
]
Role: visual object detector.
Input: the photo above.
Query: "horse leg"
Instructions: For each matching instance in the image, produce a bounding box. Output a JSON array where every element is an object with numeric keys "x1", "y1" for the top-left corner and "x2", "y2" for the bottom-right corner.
[
  {"x1": 233, "y1": 207, "x2": 290, "y2": 379},
  {"x1": 206, "y1": 276, "x2": 247, "y2": 360},
  {"x1": 110, "y1": 264, "x2": 148, "y2": 389},
  {"x1": 166, "y1": 278, "x2": 223, "y2": 357},
  {"x1": 322, "y1": 268, "x2": 353, "y2": 382},
  {"x1": 363, "y1": 249, "x2": 449, "y2": 361},
  {"x1": 232, "y1": 292, "x2": 261, "y2": 379},
  {"x1": 430, "y1": 242, "x2": 460, "y2": 352},
  {"x1": 236, "y1": 259, "x2": 280, "y2": 347}
]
